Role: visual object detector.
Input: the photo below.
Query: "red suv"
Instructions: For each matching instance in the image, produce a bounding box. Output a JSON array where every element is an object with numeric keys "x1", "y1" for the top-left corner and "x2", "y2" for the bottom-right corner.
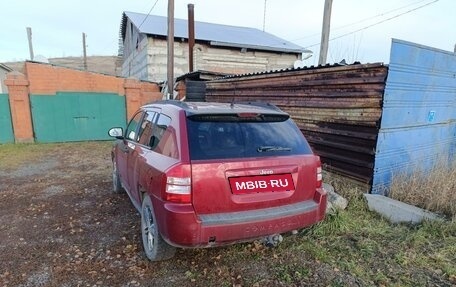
[{"x1": 108, "y1": 100, "x2": 326, "y2": 261}]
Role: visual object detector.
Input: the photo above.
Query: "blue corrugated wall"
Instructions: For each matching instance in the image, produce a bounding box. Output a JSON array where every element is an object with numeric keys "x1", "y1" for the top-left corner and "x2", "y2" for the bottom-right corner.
[{"x1": 372, "y1": 39, "x2": 456, "y2": 194}]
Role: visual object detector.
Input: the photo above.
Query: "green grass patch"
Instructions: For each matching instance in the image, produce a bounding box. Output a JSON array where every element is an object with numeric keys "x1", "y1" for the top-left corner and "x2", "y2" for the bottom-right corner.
[
  {"x1": 0, "y1": 141, "x2": 113, "y2": 170},
  {"x1": 273, "y1": 264, "x2": 310, "y2": 284},
  {"x1": 297, "y1": 194, "x2": 456, "y2": 286}
]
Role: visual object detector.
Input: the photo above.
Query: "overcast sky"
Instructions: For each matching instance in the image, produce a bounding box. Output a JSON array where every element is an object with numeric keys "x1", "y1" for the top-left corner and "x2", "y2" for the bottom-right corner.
[{"x1": 1, "y1": 0, "x2": 454, "y2": 65}]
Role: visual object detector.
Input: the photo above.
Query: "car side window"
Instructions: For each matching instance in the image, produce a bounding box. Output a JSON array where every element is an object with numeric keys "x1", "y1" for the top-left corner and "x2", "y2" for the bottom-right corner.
[
  {"x1": 125, "y1": 112, "x2": 144, "y2": 142},
  {"x1": 150, "y1": 114, "x2": 171, "y2": 150},
  {"x1": 138, "y1": 111, "x2": 158, "y2": 146},
  {"x1": 156, "y1": 125, "x2": 179, "y2": 159}
]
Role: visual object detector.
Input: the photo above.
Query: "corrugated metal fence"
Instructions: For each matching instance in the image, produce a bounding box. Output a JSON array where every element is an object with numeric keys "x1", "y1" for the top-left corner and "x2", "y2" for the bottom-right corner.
[
  {"x1": 0, "y1": 93, "x2": 14, "y2": 143},
  {"x1": 206, "y1": 63, "x2": 388, "y2": 184},
  {"x1": 371, "y1": 39, "x2": 456, "y2": 194},
  {"x1": 30, "y1": 92, "x2": 126, "y2": 143}
]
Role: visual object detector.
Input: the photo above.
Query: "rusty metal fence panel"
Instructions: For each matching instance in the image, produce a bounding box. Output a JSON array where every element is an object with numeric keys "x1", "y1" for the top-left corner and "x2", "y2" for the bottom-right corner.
[{"x1": 206, "y1": 63, "x2": 388, "y2": 184}]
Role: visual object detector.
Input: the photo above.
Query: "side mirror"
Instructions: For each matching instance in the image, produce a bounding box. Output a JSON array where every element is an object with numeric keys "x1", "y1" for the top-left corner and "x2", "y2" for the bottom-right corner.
[{"x1": 108, "y1": 127, "x2": 124, "y2": 139}]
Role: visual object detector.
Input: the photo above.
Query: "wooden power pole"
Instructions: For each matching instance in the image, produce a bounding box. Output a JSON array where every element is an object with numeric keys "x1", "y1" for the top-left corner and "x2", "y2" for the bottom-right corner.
[
  {"x1": 318, "y1": 0, "x2": 333, "y2": 65},
  {"x1": 82, "y1": 33, "x2": 88, "y2": 70},
  {"x1": 188, "y1": 3, "x2": 195, "y2": 73},
  {"x1": 167, "y1": 0, "x2": 175, "y2": 99},
  {"x1": 26, "y1": 27, "x2": 34, "y2": 61}
]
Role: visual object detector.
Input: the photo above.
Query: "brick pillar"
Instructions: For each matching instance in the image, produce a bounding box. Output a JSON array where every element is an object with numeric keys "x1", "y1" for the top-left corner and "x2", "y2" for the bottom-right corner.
[
  {"x1": 4, "y1": 72, "x2": 34, "y2": 143},
  {"x1": 124, "y1": 78, "x2": 142, "y2": 120}
]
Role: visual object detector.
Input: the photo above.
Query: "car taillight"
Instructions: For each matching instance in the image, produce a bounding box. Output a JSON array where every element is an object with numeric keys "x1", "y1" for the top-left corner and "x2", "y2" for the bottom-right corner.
[
  {"x1": 316, "y1": 166, "x2": 322, "y2": 188},
  {"x1": 163, "y1": 164, "x2": 191, "y2": 203}
]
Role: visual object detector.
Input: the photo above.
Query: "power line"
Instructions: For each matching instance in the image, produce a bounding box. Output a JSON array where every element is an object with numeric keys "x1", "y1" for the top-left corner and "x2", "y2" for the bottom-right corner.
[
  {"x1": 94, "y1": 0, "x2": 160, "y2": 58},
  {"x1": 293, "y1": 0, "x2": 432, "y2": 42},
  {"x1": 138, "y1": 0, "x2": 160, "y2": 29},
  {"x1": 304, "y1": 0, "x2": 439, "y2": 49}
]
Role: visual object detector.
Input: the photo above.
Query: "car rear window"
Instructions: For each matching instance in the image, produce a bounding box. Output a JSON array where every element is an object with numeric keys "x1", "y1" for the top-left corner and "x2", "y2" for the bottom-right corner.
[{"x1": 186, "y1": 114, "x2": 312, "y2": 160}]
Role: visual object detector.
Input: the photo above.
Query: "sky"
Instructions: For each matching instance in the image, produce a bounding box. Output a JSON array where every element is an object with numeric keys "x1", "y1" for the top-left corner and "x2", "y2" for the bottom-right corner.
[{"x1": 1, "y1": 0, "x2": 455, "y2": 66}]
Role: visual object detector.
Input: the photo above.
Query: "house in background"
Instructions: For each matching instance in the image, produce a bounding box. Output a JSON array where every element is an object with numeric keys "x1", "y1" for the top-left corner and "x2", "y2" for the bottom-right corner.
[
  {"x1": 119, "y1": 11, "x2": 311, "y2": 82},
  {"x1": 0, "y1": 63, "x2": 13, "y2": 93}
]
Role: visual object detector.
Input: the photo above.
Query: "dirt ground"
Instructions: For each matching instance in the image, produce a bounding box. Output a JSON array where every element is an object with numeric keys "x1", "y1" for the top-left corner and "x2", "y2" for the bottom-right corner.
[
  {"x1": 0, "y1": 142, "x2": 358, "y2": 287},
  {"x1": 0, "y1": 142, "x2": 454, "y2": 287}
]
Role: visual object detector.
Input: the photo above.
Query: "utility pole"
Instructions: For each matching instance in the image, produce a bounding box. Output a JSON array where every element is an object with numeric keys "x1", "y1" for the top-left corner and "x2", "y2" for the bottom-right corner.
[
  {"x1": 82, "y1": 33, "x2": 88, "y2": 70},
  {"x1": 188, "y1": 4, "x2": 195, "y2": 72},
  {"x1": 318, "y1": 0, "x2": 333, "y2": 65},
  {"x1": 167, "y1": 0, "x2": 175, "y2": 99},
  {"x1": 263, "y1": 0, "x2": 267, "y2": 32},
  {"x1": 26, "y1": 27, "x2": 34, "y2": 61}
]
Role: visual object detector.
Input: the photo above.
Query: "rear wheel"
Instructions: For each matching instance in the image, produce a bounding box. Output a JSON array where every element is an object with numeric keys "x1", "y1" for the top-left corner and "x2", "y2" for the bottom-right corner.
[
  {"x1": 141, "y1": 194, "x2": 176, "y2": 261},
  {"x1": 112, "y1": 159, "x2": 123, "y2": 193}
]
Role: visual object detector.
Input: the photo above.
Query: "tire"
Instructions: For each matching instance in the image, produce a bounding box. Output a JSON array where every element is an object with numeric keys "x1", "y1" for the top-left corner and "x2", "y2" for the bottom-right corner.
[
  {"x1": 112, "y1": 159, "x2": 123, "y2": 193},
  {"x1": 141, "y1": 194, "x2": 176, "y2": 261}
]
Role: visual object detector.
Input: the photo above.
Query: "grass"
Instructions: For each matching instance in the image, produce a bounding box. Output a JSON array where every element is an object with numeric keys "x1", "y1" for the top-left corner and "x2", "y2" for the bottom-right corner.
[
  {"x1": 298, "y1": 194, "x2": 456, "y2": 286},
  {"x1": 389, "y1": 158, "x2": 456, "y2": 220},
  {"x1": 295, "y1": 167, "x2": 456, "y2": 286},
  {"x1": 0, "y1": 143, "x2": 54, "y2": 169},
  {"x1": 1, "y1": 142, "x2": 455, "y2": 286},
  {"x1": 0, "y1": 141, "x2": 113, "y2": 170}
]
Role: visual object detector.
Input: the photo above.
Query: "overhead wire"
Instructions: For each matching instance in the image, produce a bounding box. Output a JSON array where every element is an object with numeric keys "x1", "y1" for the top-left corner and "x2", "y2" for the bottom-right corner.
[
  {"x1": 292, "y1": 0, "x2": 433, "y2": 41},
  {"x1": 90, "y1": 0, "x2": 160, "y2": 61},
  {"x1": 303, "y1": 0, "x2": 439, "y2": 49},
  {"x1": 138, "y1": 0, "x2": 160, "y2": 29}
]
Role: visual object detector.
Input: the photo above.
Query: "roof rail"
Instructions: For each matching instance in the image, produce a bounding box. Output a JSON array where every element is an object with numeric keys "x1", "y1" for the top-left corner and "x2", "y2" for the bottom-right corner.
[{"x1": 149, "y1": 99, "x2": 190, "y2": 109}]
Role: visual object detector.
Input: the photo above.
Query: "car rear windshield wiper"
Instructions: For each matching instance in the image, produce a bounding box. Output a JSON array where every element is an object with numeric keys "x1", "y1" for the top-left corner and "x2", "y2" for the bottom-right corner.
[{"x1": 257, "y1": 146, "x2": 292, "y2": 152}]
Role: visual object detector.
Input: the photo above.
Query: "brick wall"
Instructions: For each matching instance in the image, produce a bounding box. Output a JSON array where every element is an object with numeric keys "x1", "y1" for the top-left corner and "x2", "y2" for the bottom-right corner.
[{"x1": 4, "y1": 61, "x2": 163, "y2": 143}]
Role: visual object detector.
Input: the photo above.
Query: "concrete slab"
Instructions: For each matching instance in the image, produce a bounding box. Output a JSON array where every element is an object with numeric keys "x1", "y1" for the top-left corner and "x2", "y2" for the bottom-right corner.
[{"x1": 364, "y1": 194, "x2": 442, "y2": 224}]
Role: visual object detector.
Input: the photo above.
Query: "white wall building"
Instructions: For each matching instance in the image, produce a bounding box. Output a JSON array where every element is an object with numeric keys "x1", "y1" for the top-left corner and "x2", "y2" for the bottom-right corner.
[{"x1": 119, "y1": 12, "x2": 311, "y2": 82}]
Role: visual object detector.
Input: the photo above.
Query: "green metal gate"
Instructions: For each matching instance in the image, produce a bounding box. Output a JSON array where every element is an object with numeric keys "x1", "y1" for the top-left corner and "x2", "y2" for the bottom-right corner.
[
  {"x1": 31, "y1": 92, "x2": 126, "y2": 143},
  {"x1": 0, "y1": 93, "x2": 14, "y2": 143}
]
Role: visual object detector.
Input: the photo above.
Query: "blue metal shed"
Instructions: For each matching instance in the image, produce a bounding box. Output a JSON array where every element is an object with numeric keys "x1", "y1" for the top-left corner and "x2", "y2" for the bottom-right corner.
[{"x1": 371, "y1": 39, "x2": 456, "y2": 194}]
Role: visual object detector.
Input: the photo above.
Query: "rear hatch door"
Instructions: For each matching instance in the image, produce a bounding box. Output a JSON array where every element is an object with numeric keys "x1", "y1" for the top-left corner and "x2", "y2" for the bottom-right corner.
[{"x1": 186, "y1": 111, "x2": 318, "y2": 215}]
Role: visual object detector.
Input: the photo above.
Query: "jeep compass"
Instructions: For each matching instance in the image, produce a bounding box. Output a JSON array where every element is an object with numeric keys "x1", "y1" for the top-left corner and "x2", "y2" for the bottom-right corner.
[{"x1": 108, "y1": 100, "x2": 326, "y2": 261}]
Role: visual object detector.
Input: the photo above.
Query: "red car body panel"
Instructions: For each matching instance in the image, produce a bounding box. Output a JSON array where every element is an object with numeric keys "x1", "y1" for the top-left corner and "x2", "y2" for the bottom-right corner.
[
  {"x1": 152, "y1": 188, "x2": 326, "y2": 247},
  {"x1": 111, "y1": 101, "x2": 327, "y2": 248}
]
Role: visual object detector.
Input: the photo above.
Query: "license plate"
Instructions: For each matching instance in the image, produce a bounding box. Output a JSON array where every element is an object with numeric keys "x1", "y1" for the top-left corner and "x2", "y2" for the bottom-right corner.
[{"x1": 229, "y1": 174, "x2": 295, "y2": 194}]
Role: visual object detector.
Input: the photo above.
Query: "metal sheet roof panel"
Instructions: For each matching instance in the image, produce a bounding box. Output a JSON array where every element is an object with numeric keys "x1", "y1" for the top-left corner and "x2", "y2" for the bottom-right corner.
[{"x1": 122, "y1": 11, "x2": 308, "y2": 54}]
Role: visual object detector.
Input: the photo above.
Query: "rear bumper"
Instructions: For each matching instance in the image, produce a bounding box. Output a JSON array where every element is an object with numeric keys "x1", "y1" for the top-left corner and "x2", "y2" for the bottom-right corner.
[{"x1": 153, "y1": 187, "x2": 327, "y2": 248}]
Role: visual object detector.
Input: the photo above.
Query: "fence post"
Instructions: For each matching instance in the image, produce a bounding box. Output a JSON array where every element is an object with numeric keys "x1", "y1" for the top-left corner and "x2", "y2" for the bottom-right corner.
[
  {"x1": 124, "y1": 78, "x2": 142, "y2": 120},
  {"x1": 4, "y1": 71, "x2": 34, "y2": 143}
]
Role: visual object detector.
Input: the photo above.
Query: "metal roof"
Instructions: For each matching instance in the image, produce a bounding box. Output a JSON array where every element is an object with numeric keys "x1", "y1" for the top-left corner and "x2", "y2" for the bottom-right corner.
[
  {"x1": 121, "y1": 11, "x2": 310, "y2": 54},
  {"x1": 175, "y1": 70, "x2": 230, "y2": 81},
  {"x1": 211, "y1": 61, "x2": 363, "y2": 80}
]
